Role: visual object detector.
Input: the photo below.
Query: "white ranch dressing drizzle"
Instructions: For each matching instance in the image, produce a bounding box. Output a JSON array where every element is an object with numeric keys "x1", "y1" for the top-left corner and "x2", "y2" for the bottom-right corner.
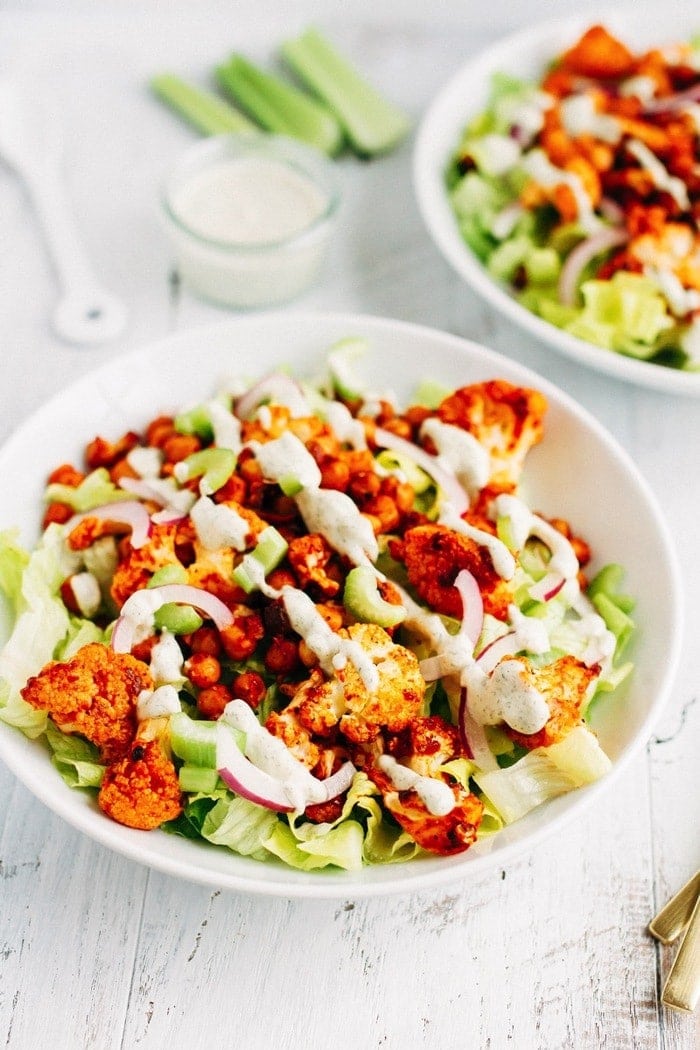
[
  {"x1": 126, "y1": 446, "x2": 163, "y2": 478},
  {"x1": 324, "y1": 399, "x2": 367, "y2": 450},
  {"x1": 439, "y1": 504, "x2": 515, "y2": 581},
  {"x1": 626, "y1": 139, "x2": 690, "y2": 211},
  {"x1": 377, "y1": 755, "x2": 455, "y2": 816},
  {"x1": 117, "y1": 589, "x2": 169, "y2": 645},
  {"x1": 463, "y1": 659, "x2": 550, "y2": 735},
  {"x1": 420, "y1": 418, "x2": 490, "y2": 498},
  {"x1": 560, "y1": 93, "x2": 621, "y2": 144},
  {"x1": 223, "y1": 699, "x2": 324, "y2": 811},
  {"x1": 281, "y1": 587, "x2": 380, "y2": 692},
  {"x1": 248, "y1": 431, "x2": 322, "y2": 490},
  {"x1": 69, "y1": 571, "x2": 101, "y2": 618},
  {"x1": 149, "y1": 629, "x2": 185, "y2": 685},
  {"x1": 644, "y1": 265, "x2": 700, "y2": 316},
  {"x1": 295, "y1": 488, "x2": 379, "y2": 566},
  {"x1": 124, "y1": 475, "x2": 196, "y2": 517},
  {"x1": 207, "y1": 399, "x2": 242, "y2": 453},
  {"x1": 189, "y1": 495, "x2": 249, "y2": 552},
  {"x1": 521, "y1": 149, "x2": 603, "y2": 234},
  {"x1": 170, "y1": 157, "x2": 328, "y2": 245},
  {"x1": 137, "y1": 684, "x2": 181, "y2": 721},
  {"x1": 492, "y1": 493, "x2": 579, "y2": 579}
]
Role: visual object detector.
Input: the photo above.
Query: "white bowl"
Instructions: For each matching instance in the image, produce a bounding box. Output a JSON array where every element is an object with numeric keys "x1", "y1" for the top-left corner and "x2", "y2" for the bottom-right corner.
[
  {"x1": 413, "y1": 8, "x2": 700, "y2": 397},
  {"x1": 0, "y1": 313, "x2": 682, "y2": 897}
]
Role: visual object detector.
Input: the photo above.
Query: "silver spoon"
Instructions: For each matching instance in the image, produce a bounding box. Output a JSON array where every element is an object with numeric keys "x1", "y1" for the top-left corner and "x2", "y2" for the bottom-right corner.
[{"x1": 0, "y1": 79, "x2": 127, "y2": 345}]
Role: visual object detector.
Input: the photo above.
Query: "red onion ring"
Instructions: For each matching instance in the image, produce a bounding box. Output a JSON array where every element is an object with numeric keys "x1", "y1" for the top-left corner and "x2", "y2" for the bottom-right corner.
[
  {"x1": 458, "y1": 687, "x2": 499, "y2": 772},
  {"x1": 373, "y1": 427, "x2": 469, "y2": 516},
  {"x1": 111, "y1": 584, "x2": 234, "y2": 653},
  {"x1": 529, "y1": 570, "x2": 566, "y2": 603},
  {"x1": 558, "y1": 227, "x2": 629, "y2": 307},
  {"x1": 453, "y1": 568, "x2": 484, "y2": 647},
  {"x1": 66, "y1": 500, "x2": 151, "y2": 550},
  {"x1": 234, "y1": 373, "x2": 310, "y2": 420},
  {"x1": 643, "y1": 83, "x2": 700, "y2": 113},
  {"x1": 474, "y1": 631, "x2": 520, "y2": 674}
]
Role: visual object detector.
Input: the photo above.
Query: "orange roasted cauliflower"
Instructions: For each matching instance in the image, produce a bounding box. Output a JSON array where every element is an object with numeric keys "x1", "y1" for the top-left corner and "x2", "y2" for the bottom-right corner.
[
  {"x1": 98, "y1": 739, "x2": 183, "y2": 830},
  {"x1": 21, "y1": 642, "x2": 151, "y2": 761}
]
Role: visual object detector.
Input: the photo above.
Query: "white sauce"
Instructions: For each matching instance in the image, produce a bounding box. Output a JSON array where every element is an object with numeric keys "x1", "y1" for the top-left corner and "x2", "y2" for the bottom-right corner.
[
  {"x1": 223, "y1": 698, "x2": 324, "y2": 811},
  {"x1": 126, "y1": 446, "x2": 163, "y2": 478},
  {"x1": 439, "y1": 504, "x2": 515, "y2": 581},
  {"x1": 492, "y1": 493, "x2": 579, "y2": 579},
  {"x1": 626, "y1": 139, "x2": 690, "y2": 211},
  {"x1": 249, "y1": 431, "x2": 322, "y2": 491},
  {"x1": 473, "y1": 133, "x2": 522, "y2": 176},
  {"x1": 644, "y1": 265, "x2": 700, "y2": 316},
  {"x1": 281, "y1": 587, "x2": 380, "y2": 692},
  {"x1": 190, "y1": 495, "x2": 249, "y2": 552},
  {"x1": 377, "y1": 755, "x2": 455, "y2": 816},
  {"x1": 149, "y1": 630, "x2": 185, "y2": 685},
  {"x1": 325, "y1": 400, "x2": 367, "y2": 450},
  {"x1": 521, "y1": 149, "x2": 602, "y2": 234},
  {"x1": 117, "y1": 589, "x2": 169, "y2": 645},
  {"x1": 207, "y1": 399, "x2": 242, "y2": 453},
  {"x1": 295, "y1": 488, "x2": 379, "y2": 567},
  {"x1": 619, "y1": 75, "x2": 657, "y2": 103},
  {"x1": 69, "y1": 571, "x2": 101, "y2": 618},
  {"x1": 507, "y1": 603, "x2": 550, "y2": 655},
  {"x1": 136, "y1": 684, "x2": 181, "y2": 721},
  {"x1": 464, "y1": 659, "x2": 550, "y2": 735},
  {"x1": 127, "y1": 475, "x2": 196, "y2": 516},
  {"x1": 420, "y1": 418, "x2": 490, "y2": 497},
  {"x1": 170, "y1": 157, "x2": 328, "y2": 246},
  {"x1": 560, "y1": 94, "x2": 621, "y2": 144}
]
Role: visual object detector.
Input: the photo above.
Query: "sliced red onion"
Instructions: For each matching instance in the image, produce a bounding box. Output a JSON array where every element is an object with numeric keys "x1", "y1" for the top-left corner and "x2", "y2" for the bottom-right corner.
[
  {"x1": 216, "y1": 727, "x2": 295, "y2": 812},
  {"x1": 453, "y1": 568, "x2": 484, "y2": 646},
  {"x1": 598, "y1": 196, "x2": 624, "y2": 224},
  {"x1": 111, "y1": 584, "x2": 234, "y2": 653},
  {"x1": 643, "y1": 83, "x2": 700, "y2": 113},
  {"x1": 373, "y1": 427, "x2": 469, "y2": 515},
  {"x1": 475, "y1": 631, "x2": 520, "y2": 674},
  {"x1": 234, "y1": 373, "x2": 310, "y2": 421},
  {"x1": 458, "y1": 688, "x2": 499, "y2": 772},
  {"x1": 66, "y1": 500, "x2": 151, "y2": 550},
  {"x1": 118, "y1": 477, "x2": 169, "y2": 504},
  {"x1": 216, "y1": 727, "x2": 356, "y2": 812},
  {"x1": 419, "y1": 655, "x2": 444, "y2": 682},
  {"x1": 558, "y1": 227, "x2": 629, "y2": 307},
  {"x1": 146, "y1": 584, "x2": 234, "y2": 629},
  {"x1": 529, "y1": 570, "x2": 566, "y2": 603},
  {"x1": 150, "y1": 508, "x2": 188, "y2": 525},
  {"x1": 312, "y1": 760, "x2": 357, "y2": 803}
]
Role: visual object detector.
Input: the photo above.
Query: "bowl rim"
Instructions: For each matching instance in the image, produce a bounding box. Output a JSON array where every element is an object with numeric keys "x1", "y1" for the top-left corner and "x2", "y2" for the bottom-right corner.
[
  {"x1": 0, "y1": 311, "x2": 684, "y2": 897},
  {"x1": 412, "y1": 6, "x2": 700, "y2": 397}
]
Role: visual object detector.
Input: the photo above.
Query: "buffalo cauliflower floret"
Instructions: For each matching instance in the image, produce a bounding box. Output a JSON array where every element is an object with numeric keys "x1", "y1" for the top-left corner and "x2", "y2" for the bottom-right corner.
[
  {"x1": 503, "y1": 654, "x2": 599, "y2": 751},
  {"x1": 391, "y1": 523, "x2": 514, "y2": 619},
  {"x1": 336, "y1": 623, "x2": 425, "y2": 744},
  {"x1": 98, "y1": 739, "x2": 182, "y2": 830},
  {"x1": 21, "y1": 642, "x2": 151, "y2": 761},
  {"x1": 368, "y1": 762, "x2": 483, "y2": 856},
  {"x1": 437, "y1": 380, "x2": 546, "y2": 487},
  {"x1": 385, "y1": 714, "x2": 465, "y2": 779}
]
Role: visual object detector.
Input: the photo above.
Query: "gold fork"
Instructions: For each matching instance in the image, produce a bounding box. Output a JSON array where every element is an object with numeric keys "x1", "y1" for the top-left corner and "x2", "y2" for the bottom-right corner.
[{"x1": 649, "y1": 870, "x2": 700, "y2": 1013}]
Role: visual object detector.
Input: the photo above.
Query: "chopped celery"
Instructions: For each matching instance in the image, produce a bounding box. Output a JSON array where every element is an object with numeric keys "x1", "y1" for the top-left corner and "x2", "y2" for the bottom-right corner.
[
  {"x1": 153, "y1": 602, "x2": 203, "y2": 635},
  {"x1": 375, "y1": 450, "x2": 432, "y2": 494},
  {"x1": 148, "y1": 564, "x2": 189, "y2": 589},
  {"x1": 487, "y1": 236, "x2": 531, "y2": 282},
  {"x1": 174, "y1": 404, "x2": 215, "y2": 441},
  {"x1": 180, "y1": 448, "x2": 236, "y2": 495},
  {"x1": 170, "y1": 711, "x2": 219, "y2": 767},
  {"x1": 45, "y1": 467, "x2": 129, "y2": 511},
  {"x1": 233, "y1": 526, "x2": 288, "y2": 593},
  {"x1": 458, "y1": 214, "x2": 497, "y2": 263},
  {"x1": 178, "y1": 765, "x2": 222, "y2": 793},
  {"x1": 327, "y1": 337, "x2": 369, "y2": 401},
  {"x1": 413, "y1": 379, "x2": 451, "y2": 410},
  {"x1": 216, "y1": 55, "x2": 344, "y2": 156},
  {"x1": 591, "y1": 592, "x2": 635, "y2": 654},
  {"x1": 524, "y1": 247, "x2": 561, "y2": 286},
  {"x1": 343, "y1": 565, "x2": 406, "y2": 628},
  {"x1": 151, "y1": 74, "x2": 255, "y2": 136},
  {"x1": 281, "y1": 27, "x2": 410, "y2": 157}
]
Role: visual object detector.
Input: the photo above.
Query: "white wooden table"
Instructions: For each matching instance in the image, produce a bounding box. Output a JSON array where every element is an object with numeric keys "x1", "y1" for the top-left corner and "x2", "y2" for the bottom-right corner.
[{"x1": 0, "y1": 3, "x2": 698, "y2": 1047}]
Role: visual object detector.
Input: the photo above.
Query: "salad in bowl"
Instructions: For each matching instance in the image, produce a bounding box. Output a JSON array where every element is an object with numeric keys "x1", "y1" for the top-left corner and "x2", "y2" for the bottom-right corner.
[
  {"x1": 0, "y1": 315, "x2": 680, "y2": 895},
  {"x1": 414, "y1": 13, "x2": 700, "y2": 393}
]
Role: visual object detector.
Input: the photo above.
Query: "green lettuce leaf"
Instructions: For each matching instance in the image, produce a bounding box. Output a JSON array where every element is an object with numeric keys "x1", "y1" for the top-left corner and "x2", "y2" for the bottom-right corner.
[{"x1": 45, "y1": 722, "x2": 104, "y2": 789}]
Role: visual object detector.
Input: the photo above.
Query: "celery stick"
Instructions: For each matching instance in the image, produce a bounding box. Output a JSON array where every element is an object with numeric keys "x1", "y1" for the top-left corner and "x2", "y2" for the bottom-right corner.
[
  {"x1": 151, "y1": 73, "x2": 255, "y2": 136},
  {"x1": 281, "y1": 27, "x2": 410, "y2": 157},
  {"x1": 215, "y1": 55, "x2": 344, "y2": 156}
]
